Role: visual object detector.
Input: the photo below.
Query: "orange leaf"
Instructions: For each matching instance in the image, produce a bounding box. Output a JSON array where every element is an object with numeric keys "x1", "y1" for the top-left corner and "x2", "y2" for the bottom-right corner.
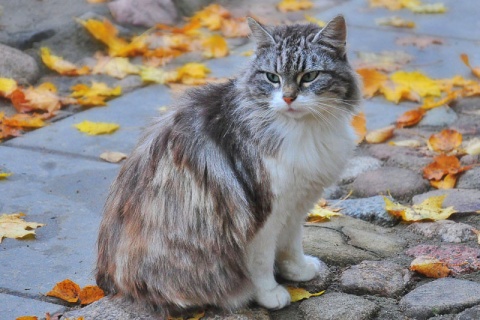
[
  {"x1": 351, "y1": 111, "x2": 367, "y2": 143},
  {"x1": 410, "y1": 256, "x2": 451, "y2": 278},
  {"x1": 201, "y1": 34, "x2": 229, "y2": 58},
  {"x1": 220, "y1": 18, "x2": 250, "y2": 38},
  {"x1": 3, "y1": 114, "x2": 46, "y2": 128},
  {"x1": 190, "y1": 4, "x2": 231, "y2": 31},
  {"x1": 10, "y1": 89, "x2": 31, "y2": 113},
  {"x1": 16, "y1": 317, "x2": 38, "y2": 320},
  {"x1": 396, "y1": 108, "x2": 425, "y2": 128},
  {"x1": 365, "y1": 125, "x2": 395, "y2": 144},
  {"x1": 428, "y1": 129, "x2": 462, "y2": 153},
  {"x1": 420, "y1": 91, "x2": 460, "y2": 110},
  {"x1": 79, "y1": 285, "x2": 105, "y2": 305},
  {"x1": 460, "y1": 53, "x2": 480, "y2": 79},
  {"x1": 156, "y1": 20, "x2": 201, "y2": 35},
  {"x1": 46, "y1": 279, "x2": 81, "y2": 303},
  {"x1": 41, "y1": 47, "x2": 90, "y2": 76},
  {"x1": 430, "y1": 173, "x2": 458, "y2": 189},
  {"x1": 423, "y1": 154, "x2": 463, "y2": 181},
  {"x1": 357, "y1": 68, "x2": 388, "y2": 98},
  {"x1": 22, "y1": 83, "x2": 62, "y2": 114}
]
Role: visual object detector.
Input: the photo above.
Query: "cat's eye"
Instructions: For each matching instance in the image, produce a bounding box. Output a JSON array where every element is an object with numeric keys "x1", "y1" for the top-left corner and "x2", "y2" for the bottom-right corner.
[
  {"x1": 265, "y1": 72, "x2": 280, "y2": 84},
  {"x1": 301, "y1": 71, "x2": 319, "y2": 83}
]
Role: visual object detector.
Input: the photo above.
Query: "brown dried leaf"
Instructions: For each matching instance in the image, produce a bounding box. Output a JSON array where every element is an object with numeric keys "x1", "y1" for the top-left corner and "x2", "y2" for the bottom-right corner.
[
  {"x1": 46, "y1": 279, "x2": 81, "y2": 303},
  {"x1": 100, "y1": 151, "x2": 127, "y2": 163},
  {"x1": 428, "y1": 129, "x2": 462, "y2": 153},
  {"x1": 410, "y1": 256, "x2": 451, "y2": 278},
  {"x1": 79, "y1": 285, "x2": 105, "y2": 305},
  {"x1": 396, "y1": 109, "x2": 425, "y2": 128},
  {"x1": 365, "y1": 125, "x2": 395, "y2": 144}
]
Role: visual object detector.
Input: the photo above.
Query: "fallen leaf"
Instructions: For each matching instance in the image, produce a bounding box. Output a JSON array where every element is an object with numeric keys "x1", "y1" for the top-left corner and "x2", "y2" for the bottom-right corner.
[
  {"x1": 201, "y1": 34, "x2": 229, "y2": 58},
  {"x1": 308, "y1": 200, "x2": 342, "y2": 223},
  {"x1": 287, "y1": 287, "x2": 325, "y2": 302},
  {"x1": 395, "y1": 36, "x2": 444, "y2": 49},
  {"x1": 79, "y1": 285, "x2": 105, "y2": 305},
  {"x1": 380, "y1": 81, "x2": 420, "y2": 104},
  {"x1": 100, "y1": 151, "x2": 127, "y2": 163},
  {"x1": 430, "y1": 173, "x2": 457, "y2": 189},
  {"x1": 464, "y1": 138, "x2": 480, "y2": 155},
  {"x1": 0, "y1": 78, "x2": 18, "y2": 97},
  {"x1": 383, "y1": 195, "x2": 456, "y2": 222},
  {"x1": 391, "y1": 71, "x2": 441, "y2": 98},
  {"x1": 20, "y1": 83, "x2": 62, "y2": 114},
  {"x1": 190, "y1": 4, "x2": 230, "y2": 31},
  {"x1": 396, "y1": 108, "x2": 425, "y2": 128},
  {"x1": 304, "y1": 15, "x2": 326, "y2": 27},
  {"x1": 369, "y1": 0, "x2": 419, "y2": 10},
  {"x1": 140, "y1": 66, "x2": 178, "y2": 84},
  {"x1": 0, "y1": 213, "x2": 45, "y2": 243},
  {"x1": 355, "y1": 51, "x2": 413, "y2": 72},
  {"x1": 460, "y1": 53, "x2": 480, "y2": 79},
  {"x1": 92, "y1": 55, "x2": 140, "y2": 79},
  {"x1": 0, "y1": 172, "x2": 12, "y2": 179},
  {"x1": 176, "y1": 62, "x2": 211, "y2": 85},
  {"x1": 40, "y1": 47, "x2": 90, "y2": 76},
  {"x1": 220, "y1": 18, "x2": 250, "y2": 38},
  {"x1": 410, "y1": 256, "x2": 451, "y2": 278},
  {"x1": 428, "y1": 129, "x2": 462, "y2": 153},
  {"x1": 365, "y1": 125, "x2": 395, "y2": 143},
  {"x1": 240, "y1": 50, "x2": 254, "y2": 57},
  {"x1": 3, "y1": 114, "x2": 46, "y2": 128},
  {"x1": 407, "y1": 3, "x2": 447, "y2": 13},
  {"x1": 376, "y1": 16, "x2": 415, "y2": 28},
  {"x1": 351, "y1": 111, "x2": 367, "y2": 143},
  {"x1": 46, "y1": 279, "x2": 81, "y2": 303},
  {"x1": 16, "y1": 317, "x2": 38, "y2": 320},
  {"x1": 423, "y1": 154, "x2": 463, "y2": 181},
  {"x1": 420, "y1": 91, "x2": 459, "y2": 110},
  {"x1": 74, "y1": 121, "x2": 120, "y2": 135},
  {"x1": 389, "y1": 139, "x2": 422, "y2": 148},
  {"x1": 356, "y1": 68, "x2": 388, "y2": 98},
  {"x1": 71, "y1": 82, "x2": 122, "y2": 99}
]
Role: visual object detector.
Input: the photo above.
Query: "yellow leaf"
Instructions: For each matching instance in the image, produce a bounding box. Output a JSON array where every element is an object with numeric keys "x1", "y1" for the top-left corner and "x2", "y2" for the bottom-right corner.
[
  {"x1": 287, "y1": 287, "x2": 325, "y2": 302},
  {"x1": 277, "y1": 0, "x2": 314, "y2": 12},
  {"x1": 407, "y1": 3, "x2": 447, "y2": 13},
  {"x1": 420, "y1": 91, "x2": 459, "y2": 110},
  {"x1": 139, "y1": 66, "x2": 179, "y2": 84},
  {"x1": 357, "y1": 68, "x2": 388, "y2": 98},
  {"x1": 3, "y1": 114, "x2": 46, "y2": 128},
  {"x1": 71, "y1": 82, "x2": 121, "y2": 105},
  {"x1": 410, "y1": 256, "x2": 450, "y2": 278},
  {"x1": 390, "y1": 71, "x2": 441, "y2": 98},
  {"x1": 430, "y1": 173, "x2": 458, "y2": 189},
  {"x1": 176, "y1": 63, "x2": 211, "y2": 85},
  {"x1": 351, "y1": 111, "x2": 367, "y2": 144},
  {"x1": 74, "y1": 121, "x2": 120, "y2": 135},
  {"x1": 92, "y1": 55, "x2": 140, "y2": 79},
  {"x1": 190, "y1": 4, "x2": 231, "y2": 31},
  {"x1": 376, "y1": 16, "x2": 415, "y2": 28},
  {"x1": 365, "y1": 125, "x2": 395, "y2": 144},
  {"x1": 0, "y1": 78, "x2": 18, "y2": 97},
  {"x1": 305, "y1": 15, "x2": 326, "y2": 27},
  {"x1": 0, "y1": 213, "x2": 45, "y2": 243},
  {"x1": 460, "y1": 53, "x2": 480, "y2": 79},
  {"x1": 46, "y1": 279, "x2": 81, "y2": 303},
  {"x1": 383, "y1": 195, "x2": 456, "y2": 222},
  {"x1": 202, "y1": 34, "x2": 229, "y2": 58},
  {"x1": 307, "y1": 200, "x2": 342, "y2": 223},
  {"x1": 389, "y1": 139, "x2": 422, "y2": 148},
  {"x1": 240, "y1": 50, "x2": 254, "y2": 57},
  {"x1": 0, "y1": 172, "x2": 12, "y2": 179},
  {"x1": 464, "y1": 138, "x2": 480, "y2": 155},
  {"x1": 40, "y1": 47, "x2": 90, "y2": 76},
  {"x1": 99, "y1": 151, "x2": 127, "y2": 163},
  {"x1": 369, "y1": 0, "x2": 420, "y2": 10}
]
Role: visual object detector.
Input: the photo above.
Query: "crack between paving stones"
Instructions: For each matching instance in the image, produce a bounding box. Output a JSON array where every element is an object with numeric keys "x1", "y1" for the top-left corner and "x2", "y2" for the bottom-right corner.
[{"x1": 0, "y1": 286, "x2": 68, "y2": 306}]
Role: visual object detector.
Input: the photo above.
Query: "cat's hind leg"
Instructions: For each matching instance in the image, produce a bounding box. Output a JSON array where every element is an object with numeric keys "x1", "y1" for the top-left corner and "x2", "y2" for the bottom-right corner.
[
  {"x1": 275, "y1": 211, "x2": 322, "y2": 282},
  {"x1": 247, "y1": 214, "x2": 291, "y2": 310}
]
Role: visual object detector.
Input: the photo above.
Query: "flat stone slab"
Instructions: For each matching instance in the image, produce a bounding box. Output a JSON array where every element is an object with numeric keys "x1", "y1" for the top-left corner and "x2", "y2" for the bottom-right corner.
[
  {"x1": 400, "y1": 278, "x2": 480, "y2": 319},
  {"x1": 457, "y1": 167, "x2": 480, "y2": 190},
  {"x1": 412, "y1": 189, "x2": 480, "y2": 213},
  {"x1": 338, "y1": 156, "x2": 382, "y2": 184},
  {"x1": 334, "y1": 195, "x2": 399, "y2": 226},
  {"x1": 407, "y1": 220, "x2": 476, "y2": 243},
  {"x1": 351, "y1": 167, "x2": 430, "y2": 202},
  {"x1": 340, "y1": 261, "x2": 412, "y2": 298},
  {"x1": 0, "y1": 293, "x2": 63, "y2": 319},
  {"x1": 299, "y1": 292, "x2": 379, "y2": 320}
]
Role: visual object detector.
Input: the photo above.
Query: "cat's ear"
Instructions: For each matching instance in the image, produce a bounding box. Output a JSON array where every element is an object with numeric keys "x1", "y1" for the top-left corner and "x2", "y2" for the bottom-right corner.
[
  {"x1": 312, "y1": 15, "x2": 347, "y2": 55},
  {"x1": 247, "y1": 17, "x2": 276, "y2": 48}
]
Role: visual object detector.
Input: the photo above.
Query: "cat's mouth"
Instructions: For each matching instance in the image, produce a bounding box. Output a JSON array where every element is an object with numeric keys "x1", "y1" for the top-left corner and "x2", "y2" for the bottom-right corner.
[{"x1": 281, "y1": 106, "x2": 309, "y2": 119}]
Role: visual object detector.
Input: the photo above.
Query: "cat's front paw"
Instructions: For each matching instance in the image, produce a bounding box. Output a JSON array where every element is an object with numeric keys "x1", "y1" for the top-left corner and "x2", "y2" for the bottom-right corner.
[
  {"x1": 255, "y1": 285, "x2": 291, "y2": 310},
  {"x1": 277, "y1": 255, "x2": 322, "y2": 282}
]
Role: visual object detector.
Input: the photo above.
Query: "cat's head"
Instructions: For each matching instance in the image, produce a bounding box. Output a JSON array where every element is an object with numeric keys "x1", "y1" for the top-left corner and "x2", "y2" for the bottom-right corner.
[{"x1": 239, "y1": 16, "x2": 361, "y2": 121}]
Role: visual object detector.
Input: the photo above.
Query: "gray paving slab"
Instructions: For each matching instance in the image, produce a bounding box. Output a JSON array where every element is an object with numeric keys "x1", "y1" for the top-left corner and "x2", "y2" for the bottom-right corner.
[
  {"x1": 0, "y1": 146, "x2": 118, "y2": 297},
  {"x1": 5, "y1": 84, "x2": 172, "y2": 158},
  {"x1": 0, "y1": 293, "x2": 63, "y2": 319}
]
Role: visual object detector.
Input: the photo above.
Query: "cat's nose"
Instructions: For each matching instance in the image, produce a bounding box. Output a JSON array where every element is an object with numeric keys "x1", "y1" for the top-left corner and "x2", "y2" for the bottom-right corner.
[{"x1": 283, "y1": 96, "x2": 296, "y2": 104}]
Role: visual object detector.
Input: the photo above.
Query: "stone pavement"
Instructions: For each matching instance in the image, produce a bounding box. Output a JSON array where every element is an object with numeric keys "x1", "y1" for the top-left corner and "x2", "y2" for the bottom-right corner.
[{"x1": 1, "y1": 0, "x2": 480, "y2": 319}]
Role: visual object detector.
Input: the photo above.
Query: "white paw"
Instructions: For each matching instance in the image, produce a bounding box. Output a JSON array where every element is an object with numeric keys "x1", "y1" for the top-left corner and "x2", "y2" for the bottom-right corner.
[
  {"x1": 255, "y1": 285, "x2": 291, "y2": 310},
  {"x1": 278, "y1": 255, "x2": 322, "y2": 282}
]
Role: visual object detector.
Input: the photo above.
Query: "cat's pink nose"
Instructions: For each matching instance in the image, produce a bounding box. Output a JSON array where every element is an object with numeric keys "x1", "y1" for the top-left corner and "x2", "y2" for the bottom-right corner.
[{"x1": 283, "y1": 96, "x2": 296, "y2": 104}]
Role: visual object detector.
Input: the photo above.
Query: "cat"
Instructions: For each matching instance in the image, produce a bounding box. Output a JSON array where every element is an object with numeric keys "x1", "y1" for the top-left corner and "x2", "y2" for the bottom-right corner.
[{"x1": 96, "y1": 15, "x2": 361, "y2": 317}]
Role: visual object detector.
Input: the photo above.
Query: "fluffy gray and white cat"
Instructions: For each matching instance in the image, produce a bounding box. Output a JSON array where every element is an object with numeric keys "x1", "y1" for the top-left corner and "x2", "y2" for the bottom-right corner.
[{"x1": 96, "y1": 15, "x2": 361, "y2": 317}]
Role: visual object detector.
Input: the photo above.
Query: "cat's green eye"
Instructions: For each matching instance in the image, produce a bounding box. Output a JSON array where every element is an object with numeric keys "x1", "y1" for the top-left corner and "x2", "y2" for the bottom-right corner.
[
  {"x1": 301, "y1": 71, "x2": 319, "y2": 83},
  {"x1": 265, "y1": 72, "x2": 280, "y2": 84}
]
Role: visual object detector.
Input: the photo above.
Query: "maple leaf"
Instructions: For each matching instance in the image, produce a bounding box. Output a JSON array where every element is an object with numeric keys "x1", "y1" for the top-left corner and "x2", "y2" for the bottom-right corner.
[
  {"x1": 40, "y1": 47, "x2": 90, "y2": 76},
  {"x1": 460, "y1": 53, "x2": 480, "y2": 79},
  {"x1": 287, "y1": 287, "x2": 325, "y2": 302},
  {"x1": 428, "y1": 129, "x2": 462, "y2": 153},
  {"x1": 410, "y1": 256, "x2": 450, "y2": 278},
  {"x1": 46, "y1": 279, "x2": 81, "y2": 303},
  {"x1": 74, "y1": 121, "x2": 120, "y2": 135},
  {"x1": 423, "y1": 155, "x2": 463, "y2": 180},
  {"x1": 376, "y1": 16, "x2": 415, "y2": 28},
  {"x1": 430, "y1": 173, "x2": 458, "y2": 189},
  {"x1": 307, "y1": 199, "x2": 342, "y2": 223},
  {"x1": 0, "y1": 78, "x2": 18, "y2": 97},
  {"x1": 71, "y1": 82, "x2": 121, "y2": 106},
  {"x1": 100, "y1": 151, "x2": 127, "y2": 163},
  {"x1": 365, "y1": 125, "x2": 395, "y2": 144},
  {"x1": 383, "y1": 195, "x2": 456, "y2": 222},
  {"x1": 79, "y1": 18, "x2": 147, "y2": 57},
  {"x1": 420, "y1": 91, "x2": 459, "y2": 110},
  {"x1": 92, "y1": 54, "x2": 140, "y2": 79},
  {"x1": 0, "y1": 213, "x2": 45, "y2": 243},
  {"x1": 19, "y1": 83, "x2": 62, "y2": 115},
  {"x1": 139, "y1": 66, "x2": 178, "y2": 84},
  {"x1": 156, "y1": 20, "x2": 202, "y2": 36},
  {"x1": 396, "y1": 108, "x2": 425, "y2": 128},
  {"x1": 3, "y1": 114, "x2": 46, "y2": 128},
  {"x1": 190, "y1": 4, "x2": 231, "y2": 31},
  {"x1": 351, "y1": 111, "x2": 367, "y2": 143},
  {"x1": 277, "y1": 0, "x2": 314, "y2": 12},
  {"x1": 201, "y1": 34, "x2": 229, "y2": 58},
  {"x1": 395, "y1": 36, "x2": 444, "y2": 49},
  {"x1": 391, "y1": 71, "x2": 441, "y2": 98},
  {"x1": 357, "y1": 68, "x2": 388, "y2": 98},
  {"x1": 176, "y1": 63, "x2": 211, "y2": 85},
  {"x1": 79, "y1": 285, "x2": 105, "y2": 305}
]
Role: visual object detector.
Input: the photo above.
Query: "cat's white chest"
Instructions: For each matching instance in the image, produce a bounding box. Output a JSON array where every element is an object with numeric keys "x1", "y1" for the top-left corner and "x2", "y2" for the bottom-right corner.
[{"x1": 263, "y1": 120, "x2": 355, "y2": 212}]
